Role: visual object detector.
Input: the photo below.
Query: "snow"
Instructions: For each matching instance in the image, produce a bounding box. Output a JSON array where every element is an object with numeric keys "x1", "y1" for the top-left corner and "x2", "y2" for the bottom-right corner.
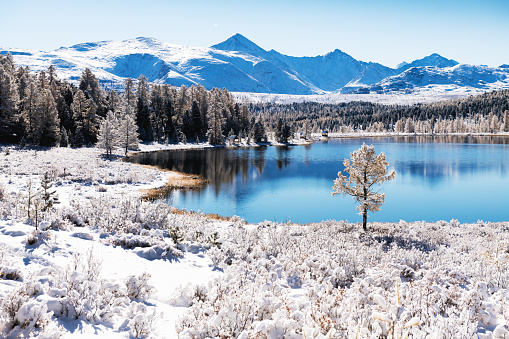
[
  {"x1": 2, "y1": 35, "x2": 508, "y2": 96},
  {"x1": 232, "y1": 84, "x2": 488, "y2": 105},
  {"x1": 0, "y1": 143, "x2": 508, "y2": 337}
]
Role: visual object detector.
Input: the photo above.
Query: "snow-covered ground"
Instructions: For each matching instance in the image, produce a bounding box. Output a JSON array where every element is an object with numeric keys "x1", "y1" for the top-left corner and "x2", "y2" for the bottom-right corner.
[
  {"x1": 232, "y1": 84, "x2": 499, "y2": 105},
  {"x1": 0, "y1": 144, "x2": 508, "y2": 338}
]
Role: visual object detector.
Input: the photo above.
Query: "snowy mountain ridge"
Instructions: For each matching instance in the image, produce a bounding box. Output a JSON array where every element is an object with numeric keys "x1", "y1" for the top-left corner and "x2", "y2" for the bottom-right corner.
[{"x1": 1, "y1": 34, "x2": 508, "y2": 95}]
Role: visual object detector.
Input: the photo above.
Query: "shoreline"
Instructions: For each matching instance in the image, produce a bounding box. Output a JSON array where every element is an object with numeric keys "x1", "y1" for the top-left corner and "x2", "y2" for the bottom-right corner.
[{"x1": 124, "y1": 132, "x2": 509, "y2": 223}]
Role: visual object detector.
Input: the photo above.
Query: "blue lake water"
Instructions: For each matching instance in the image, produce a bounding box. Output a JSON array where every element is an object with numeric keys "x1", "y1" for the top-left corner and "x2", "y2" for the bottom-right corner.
[{"x1": 128, "y1": 136, "x2": 509, "y2": 224}]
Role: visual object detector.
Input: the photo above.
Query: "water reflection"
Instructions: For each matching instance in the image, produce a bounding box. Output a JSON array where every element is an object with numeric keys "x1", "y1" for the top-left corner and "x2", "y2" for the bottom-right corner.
[
  {"x1": 129, "y1": 147, "x2": 269, "y2": 195},
  {"x1": 127, "y1": 135, "x2": 509, "y2": 223},
  {"x1": 391, "y1": 134, "x2": 509, "y2": 144}
]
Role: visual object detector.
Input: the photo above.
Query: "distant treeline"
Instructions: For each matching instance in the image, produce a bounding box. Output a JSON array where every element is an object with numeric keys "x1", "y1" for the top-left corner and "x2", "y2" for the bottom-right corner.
[
  {"x1": 250, "y1": 90, "x2": 509, "y2": 134},
  {"x1": 1, "y1": 51, "x2": 509, "y2": 148}
]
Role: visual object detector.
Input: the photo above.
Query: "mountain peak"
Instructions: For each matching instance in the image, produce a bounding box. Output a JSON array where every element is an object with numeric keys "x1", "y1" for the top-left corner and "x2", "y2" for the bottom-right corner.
[
  {"x1": 211, "y1": 33, "x2": 267, "y2": 55},
  {"x1": 396, "y1": 53, "x2": 459, "y2": 71},
  {"x1": 132, "y1": 37, "x2": 160, "y2": 44}
]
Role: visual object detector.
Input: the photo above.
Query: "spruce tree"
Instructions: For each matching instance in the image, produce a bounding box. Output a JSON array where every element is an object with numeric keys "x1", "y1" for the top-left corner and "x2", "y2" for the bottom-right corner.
[
  {"x1": 41, "y1": 172, "x2": 59, "y2": 212},
  {"x1": 206, "y1": 99, "x2": 225, "y2": 145},
  {"x1": 0, "y1": 58, "x2": 20, "y2": 142},
  {"x1": 37, "y1": 88, "x2": 61, "y2": 146}
]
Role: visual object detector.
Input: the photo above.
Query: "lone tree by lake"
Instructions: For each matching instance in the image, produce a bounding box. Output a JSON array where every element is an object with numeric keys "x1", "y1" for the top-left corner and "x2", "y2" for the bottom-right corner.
[{"x1": 332, "y1": 143, "x2": 395, "y2": 230}]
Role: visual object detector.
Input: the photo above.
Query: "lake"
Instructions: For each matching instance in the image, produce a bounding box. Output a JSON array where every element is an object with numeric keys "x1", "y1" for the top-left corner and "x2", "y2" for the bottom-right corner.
[{"x1": 128, "y1": 135, "x2": 509, "y2": 224}]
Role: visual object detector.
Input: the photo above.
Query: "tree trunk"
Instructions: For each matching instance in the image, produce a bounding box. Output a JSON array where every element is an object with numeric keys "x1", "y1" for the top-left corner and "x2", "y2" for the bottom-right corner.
[{"x1": 363, "y1": 170, "x2": 368, "y2": 230}]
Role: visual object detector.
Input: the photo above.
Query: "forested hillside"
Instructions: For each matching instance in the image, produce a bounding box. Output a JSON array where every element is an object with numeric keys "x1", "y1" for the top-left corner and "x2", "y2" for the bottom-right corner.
[{"x1": 0, "y1": 53, "x2": 265, "y2": 147}]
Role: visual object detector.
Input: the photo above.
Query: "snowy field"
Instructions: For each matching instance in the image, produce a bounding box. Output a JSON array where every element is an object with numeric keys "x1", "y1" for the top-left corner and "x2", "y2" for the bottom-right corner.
[
  {"x1": 232, "y1": 84, "x2": 506, "y2": 105},
  {"x1": 0, "y1": 144, "x2": 508, "y2": 338}
]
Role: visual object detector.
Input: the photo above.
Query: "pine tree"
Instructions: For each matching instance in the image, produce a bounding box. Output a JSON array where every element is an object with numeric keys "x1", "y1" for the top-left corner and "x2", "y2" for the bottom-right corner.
[
  {"x1": 21, "y1": 80, "x2": 40, "y2": 144},
  {"x1": 60, "y1": 127, "x2": 69, "y2": 147},
  {"x1": 37, "y1": 88, "x2": 61, "y2": 146},
  {"x1": 206, "y1": 99, "x2": 225, "y2": 145},
  {"x1": 72, "y1": 89, "x2": 99, "y2": 144},
  {"x1": 97, "y1": 111, "x2": 119, "y2": 158},
  {"x1": 275, "y1": 118, "x2": 283, "y2": 142},
  {"x1": 136, "y1": 75, "x2": 153, "y2": 141},
  {"x1": 41, "y1": 172, "x2": 59, "y2": 212},
  {"x1": 332, "y1": 144, "x2": 396, "y2": 230},
  {"x1": 191, "y1": 100, "x2": 203, "y2": 140},
  {"x1": 79, "y1": 68, "x2": 103, "y2": 109},
  {"x1": 0, "y1": 57, "x2": 20, "y2": 142},
  {"x1": 123, "y1": 78, "x2": 136, "y2": 108}
]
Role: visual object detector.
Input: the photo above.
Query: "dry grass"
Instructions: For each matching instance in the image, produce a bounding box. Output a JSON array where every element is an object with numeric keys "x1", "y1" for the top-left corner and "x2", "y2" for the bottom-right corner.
[
  {"x1": 168, "y1": 207, "x2": 236, "y2": 222},
  {"x1": 141, "y1": 171, "x2": 208, "y2": 201},
  {"x1": 129, "y1": 161, "x2": 236, "y2": 222}
]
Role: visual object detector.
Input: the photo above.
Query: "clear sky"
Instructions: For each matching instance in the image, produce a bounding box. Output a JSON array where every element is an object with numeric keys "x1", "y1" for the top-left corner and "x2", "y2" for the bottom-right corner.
[{"x1": 2, "y1": 0, "x2": 508, "y2": 67}]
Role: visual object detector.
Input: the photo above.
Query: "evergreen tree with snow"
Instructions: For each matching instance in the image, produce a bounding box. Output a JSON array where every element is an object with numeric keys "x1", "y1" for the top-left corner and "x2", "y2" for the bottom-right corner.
[
  {"x1": 41, "y1": 172, "x2": 59, "y2": 212},
  {"x1": 0, "y1": 55, "x2": 20, "y2": 142},
  {"x1": 71, "y1": 89, "x2": 99, "y2": 145},
  {"x1": 79, "y1": 68, "x2": 104, "y2": 111},
  {"x1": 37, "y1": 88, "x2": 60, "y2": 146},
  {"x1": 332, "y1": 144, "x2": 395, "y2": 230},
  {"x1": 135, "y1": 75, "x2": 153, "y2": 141},
  {"x1": 191, "y1": 100, "x2": 203, "y2": 140},
  {"x1": 21, "y1": 80, "x2": 40, "y2": 144},
  {"x1": 206, "y1": 90, "x2": 226, "y2": 145}
]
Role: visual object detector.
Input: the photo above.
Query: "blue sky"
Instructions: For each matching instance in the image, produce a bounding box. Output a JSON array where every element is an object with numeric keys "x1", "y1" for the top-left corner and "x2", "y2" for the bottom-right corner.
[{"x1": 2, "y1": 0, "x2": 508, "y2": 67}]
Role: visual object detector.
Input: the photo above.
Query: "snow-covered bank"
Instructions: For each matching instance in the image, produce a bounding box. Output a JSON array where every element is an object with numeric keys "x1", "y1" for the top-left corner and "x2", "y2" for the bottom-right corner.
[{"x1": 0, "y1": 145, "x2": 508, "y2": 337}]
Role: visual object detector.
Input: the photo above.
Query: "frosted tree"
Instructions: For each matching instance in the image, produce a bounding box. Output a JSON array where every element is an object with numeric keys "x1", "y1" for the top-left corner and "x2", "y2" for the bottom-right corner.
[
  {"x1": 332, "y1": 143, "x2": 395, "y2": 230},
  {"x1": 394, "y1": 120, "x2": 404, "y2": 133},
  {"x1": 118, "y1": 106, "x2": 140, "y2": 156},
  {"x1": 97, "y1": 111, "x2": 119, "y2": 158},
  {"x1": 123, "y1": 77, "x2": 136, "y2": 108},
  {"x1": 404, "y1": 118, "x2": 415, "y2": 133},
  {"x1": 41, "y1": 172, "x2": 59, "y2": 212},
  {"x1": 206, "y1": 92, "x2": 226, "y2": 145},
  {"x1": 21, "y1": 80, "x2": 40, "y2": 144},
  {"x1": 501, "y1": 110, "x2": 509, "y2": 132}
]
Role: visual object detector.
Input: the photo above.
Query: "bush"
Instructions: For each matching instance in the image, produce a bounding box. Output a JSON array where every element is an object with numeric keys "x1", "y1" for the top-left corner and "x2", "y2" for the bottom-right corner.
[{"x1": 126, "y1": 272, "x2": 154, "y2": 302}]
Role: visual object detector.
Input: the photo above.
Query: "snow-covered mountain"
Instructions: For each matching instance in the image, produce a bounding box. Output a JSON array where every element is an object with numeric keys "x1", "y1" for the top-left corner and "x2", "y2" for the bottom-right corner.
[
  {"x1": 1, "y1": 34, "x2": 508, "y2": 95},
  {"x1": 360, "y1": 64, "x2": 509, "y2": 94},
  {"x1": 395, "y1": 53, "x2": 459, "y2": 72}
]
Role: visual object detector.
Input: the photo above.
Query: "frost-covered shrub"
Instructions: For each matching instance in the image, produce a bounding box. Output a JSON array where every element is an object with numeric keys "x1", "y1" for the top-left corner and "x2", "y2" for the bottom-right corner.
[
  {"x1": 127, "y1": 302, "x2": 158, "y2": 338},
  {"x1": 53, "y1": 249, "x2": 129, "y2": 322},
  {"x1": 178, "y1": 220, "x2": 509, "y2": 338},
  {"x1": 126, "y1": 272, "x2": 154, "y2": 302},
  {"x1": 0, "y1": 280, "x2": 61, "y2": 338},
  {"x1": 171, "y1": 283, "x2": 208, "y2": 307},
  {"x1": 0, "y1": 182, "x2": 5, "y2": 201},
  {"x1": 105, "y1": 233, "x2": 183, "y2": 259},
  {"x1": 0, "y1": 266, "x2": 24, "y2": 281}
]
